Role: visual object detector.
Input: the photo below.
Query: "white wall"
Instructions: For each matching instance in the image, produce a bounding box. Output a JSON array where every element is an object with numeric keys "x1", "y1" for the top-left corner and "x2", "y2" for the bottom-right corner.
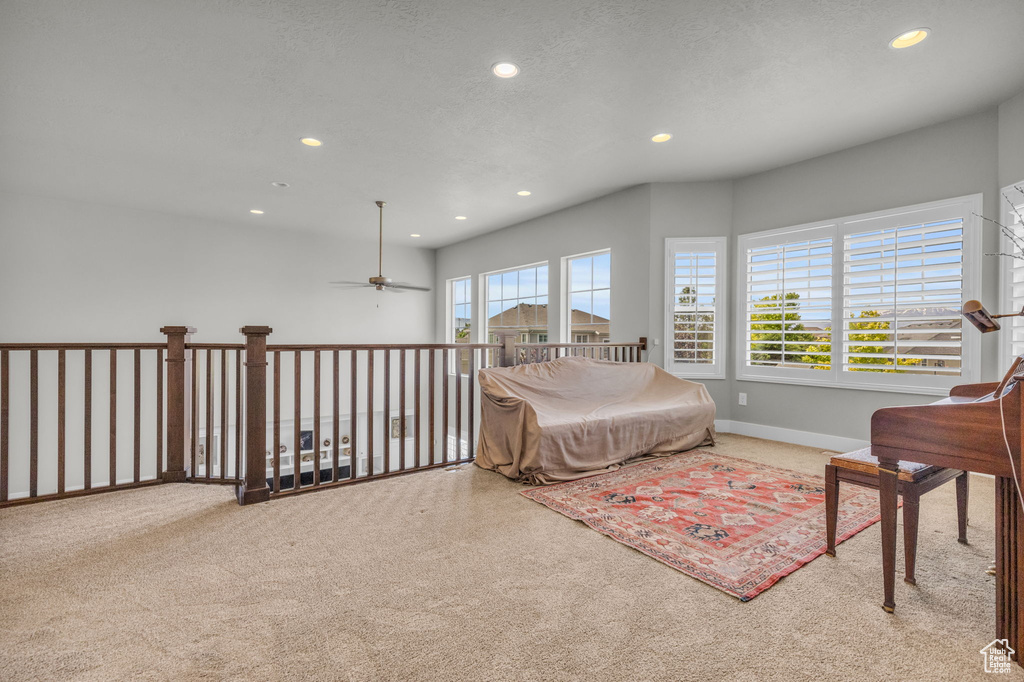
[{"x1": 0, "y1": 190, "x2": 436, "y2": 343}]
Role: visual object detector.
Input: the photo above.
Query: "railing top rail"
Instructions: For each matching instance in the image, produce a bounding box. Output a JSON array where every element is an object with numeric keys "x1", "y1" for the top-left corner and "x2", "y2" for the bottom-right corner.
[
  {"x1": 516, "y1": 342, "x2": 644, "y2": 348},
  {"x1": 0, "y1": 342, "x2": 168, "y2": 351},
  {"x1": 186, "y1": 343, "x2": 246, "y2": 350},
  {"x1": 265, "y1": 343, "x2": 503, "y2": 351}
]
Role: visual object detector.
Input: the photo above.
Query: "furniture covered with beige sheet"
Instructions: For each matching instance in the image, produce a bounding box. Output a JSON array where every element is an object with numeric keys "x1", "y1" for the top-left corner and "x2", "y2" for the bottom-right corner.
[{"x1": 476, "y1": 356, "x2": 716, "y2": 483}]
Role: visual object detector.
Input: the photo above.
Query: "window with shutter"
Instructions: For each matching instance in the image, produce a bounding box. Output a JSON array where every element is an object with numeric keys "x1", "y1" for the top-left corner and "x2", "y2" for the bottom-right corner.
[
  {"x1": 843, "y1": 218, "x2": 963, "y2": 376},
  {"x1": 665, "y1": 237, "x2": 726, "y2": 379},
  {"x1": 737, "y1": 194, "x2": 981, "y2": 394}
]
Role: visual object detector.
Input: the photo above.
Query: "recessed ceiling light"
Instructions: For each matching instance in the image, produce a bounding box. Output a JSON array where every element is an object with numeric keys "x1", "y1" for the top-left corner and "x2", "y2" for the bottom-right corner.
[
  {"x1": 491, "y1": 62, "x2": 519, "y2": 78},
  {"x1": 250, "y1": 209, "x2": 264, "y2": 215},
  {"x1": 271, "y1": 181, "x2": 290, "y2": 188},
  {"x1": 455, "y1": 216, "x2": 467, "y2": 220},
  {"x1": 890, "y1": 28, "x2": 929, "y2": 49},
  {"x1": 300, "y1": 137, "x2": 322, "y2": 146},
  {"x1": 651, "y1": 133, "x2": 673, "y2": 143},
  {"x1": 517, "y1": 190, "x2": 531, "y2": 196},
  {"x1": 410, "y1": 233, "x2": 421, "y2": 238}
]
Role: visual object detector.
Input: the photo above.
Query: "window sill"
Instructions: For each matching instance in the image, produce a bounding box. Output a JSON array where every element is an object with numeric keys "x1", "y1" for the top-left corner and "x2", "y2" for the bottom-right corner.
[{"x1": 734, "y1": 372, "x2": 958, "y2": 397}]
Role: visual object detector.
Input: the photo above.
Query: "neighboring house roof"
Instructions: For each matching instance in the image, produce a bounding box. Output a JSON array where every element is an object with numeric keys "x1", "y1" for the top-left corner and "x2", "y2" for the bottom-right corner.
[{"x1": 487, "y1": 303, "x2": 609, "y2": 333}]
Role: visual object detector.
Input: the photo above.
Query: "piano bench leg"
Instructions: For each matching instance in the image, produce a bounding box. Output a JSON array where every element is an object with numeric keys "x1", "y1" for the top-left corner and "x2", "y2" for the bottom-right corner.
[
  {"x1": 825, "y1": 464, "x2": 839, "y2": 557},
  {"x1": 903, "y1": 486, "x2": 920, "y2": 586},
  {"x1": 956, "y1": 472, "x2": 969, "y2": 545}
]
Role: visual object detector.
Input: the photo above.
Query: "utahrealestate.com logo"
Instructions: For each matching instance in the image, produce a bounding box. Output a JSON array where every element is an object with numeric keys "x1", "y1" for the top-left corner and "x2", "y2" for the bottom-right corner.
[{"x1": 980, "y1": 639, "x2": 1015, "y2": 674}]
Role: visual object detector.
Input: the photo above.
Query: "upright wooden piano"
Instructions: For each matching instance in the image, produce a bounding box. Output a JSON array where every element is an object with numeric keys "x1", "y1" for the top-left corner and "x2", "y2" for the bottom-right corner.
[{"x1": 872, "y1": 357, "x2": 1024, "y2": 660}]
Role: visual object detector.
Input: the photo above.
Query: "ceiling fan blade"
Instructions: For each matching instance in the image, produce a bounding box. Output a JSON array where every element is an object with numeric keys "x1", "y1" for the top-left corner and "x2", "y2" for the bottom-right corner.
[
  {"x1": 388, "y1": 282, "x2": 432, "y2": 292},
  {"x1": 329, "y1": 281, "x2": 374, "y2": 288}
]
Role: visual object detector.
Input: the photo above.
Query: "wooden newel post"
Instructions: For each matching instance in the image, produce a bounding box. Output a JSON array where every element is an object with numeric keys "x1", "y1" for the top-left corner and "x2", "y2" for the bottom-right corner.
[
  {"x1": 160, "y1": 326, "x2": 196, "y2": 482},
  {"x1": 238, "y1": 326, "x2": 272, "y2": 505}
]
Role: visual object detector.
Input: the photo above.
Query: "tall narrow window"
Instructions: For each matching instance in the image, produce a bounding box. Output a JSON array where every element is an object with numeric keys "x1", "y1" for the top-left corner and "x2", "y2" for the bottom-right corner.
[
  {"x1": 447, "y1": 276, "x2": 472, "y2": 373},
  {"x1": 449, "y1": 277, "x2": 472, "y2": 344},
  {"x1": 665, "y1": 237, "x2": 726, "y2": 378},
  {"x1": 484, "y1": 263, "x2": 549, "y2": 343},
  {"x1": 566, "y1": 250, "x2": 611, "y2": 343}
]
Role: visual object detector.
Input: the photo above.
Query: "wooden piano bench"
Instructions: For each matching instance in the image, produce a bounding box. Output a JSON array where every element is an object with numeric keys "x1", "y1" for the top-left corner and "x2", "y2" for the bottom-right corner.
[{"x1": 825, "y1": 447, "x2": 969, "y2": 585}]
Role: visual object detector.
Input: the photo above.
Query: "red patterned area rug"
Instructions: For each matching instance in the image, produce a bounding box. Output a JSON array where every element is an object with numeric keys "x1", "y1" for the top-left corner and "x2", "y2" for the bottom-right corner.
[{"x1": 521, "y1": 450, "x2": 883, "y2": 601}]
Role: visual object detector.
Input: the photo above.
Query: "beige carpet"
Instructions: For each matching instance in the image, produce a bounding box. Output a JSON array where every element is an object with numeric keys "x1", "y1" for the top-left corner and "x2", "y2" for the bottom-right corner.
[{"x1": 0, "y1": 434, "x2": 1018, "y2": 681}]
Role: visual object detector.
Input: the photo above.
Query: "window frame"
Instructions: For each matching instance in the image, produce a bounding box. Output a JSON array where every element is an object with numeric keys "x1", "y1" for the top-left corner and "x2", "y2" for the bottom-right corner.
[
  {"x1": 735, "y1": 194, "x2": 983, "y2": 395},
  {"x1": 445, "y1": 275, "x2": 473, "y2": 344},
  {"x1": 664, "y1": 237, "x2": 728, "y2": 380},
  {"x1": 481, "y1": 261, "x2": 550, "y2": 344},
  {"x1": 561, "y1": 248, "x2": 611, "y2": 344}
]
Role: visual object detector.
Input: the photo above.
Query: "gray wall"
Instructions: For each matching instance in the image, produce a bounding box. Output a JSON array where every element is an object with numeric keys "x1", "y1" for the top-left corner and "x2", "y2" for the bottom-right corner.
[
  {"x1": 434, "y1": 184, "x2": 652, "y2": 348},
  {"x1": 647, "y1": 181, "x2": 735, "y2": 416},
  {"x1": 730, "y1": 108, "x2": 1001, "y2": 439},
  {"x1": 435, "y1": 92, "x2": 1024, "y2": 442},
  {"x1": 999, "y1": 90, "x2": 1024, "y2": 189}
]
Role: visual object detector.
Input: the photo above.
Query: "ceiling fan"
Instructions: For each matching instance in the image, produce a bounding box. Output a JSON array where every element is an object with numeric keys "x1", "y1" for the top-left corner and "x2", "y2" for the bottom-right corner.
[{"x1": 330, "y1": 200, "x2": 431, "y2": 293}]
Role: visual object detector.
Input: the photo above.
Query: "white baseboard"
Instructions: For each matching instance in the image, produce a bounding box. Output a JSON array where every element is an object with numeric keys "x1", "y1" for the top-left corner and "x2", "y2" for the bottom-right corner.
[{"x1": 714, "y1": 419, "x2": 868, "y2": 454}]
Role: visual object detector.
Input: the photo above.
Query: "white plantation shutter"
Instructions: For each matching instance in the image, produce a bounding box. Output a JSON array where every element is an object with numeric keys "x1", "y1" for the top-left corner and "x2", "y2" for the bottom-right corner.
[
  {"x1": 843, "y1": 218, "x2": 964, "y2": 376},
  {"x1": 740, "y1": 226, "x2": 834, "y2": 378},
  {"x1": 737, "y1": 194, "x2": 980, "y2": 393},
  {"x1": 665, "y1": 238, "x2": 726, "y2": 378}
]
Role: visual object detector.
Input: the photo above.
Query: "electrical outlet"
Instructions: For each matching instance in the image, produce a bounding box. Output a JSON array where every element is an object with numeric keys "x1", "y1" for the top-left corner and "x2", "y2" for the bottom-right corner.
[{"x1": 738, "y1": 392, "x2": 747, "y2": 406}]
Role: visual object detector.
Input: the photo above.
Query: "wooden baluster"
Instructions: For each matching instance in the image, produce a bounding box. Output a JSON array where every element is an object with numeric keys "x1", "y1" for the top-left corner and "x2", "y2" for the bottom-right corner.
[
  {"x1": 383, "y1": 349, "x2": 390, "y2": 474},
  {"x1": 205, "y1": 348, "x2": 213, "y2": 480},
  {"x1": 349, "y1": 350, "x2": 357, "y2": 480},
  {"x1": 455, "y1": 348, "x2": 462, "y2": 459},
  {"x1": 234, "y1": 348, "x2": 241, "y2": 480},
  {"x1": 313, "y1": 350, "x2": 321, "y2": 486},
  {"x1": 58, "y1": 350, "x2": 66, "y2": 495},
  {"x1": 1, "y1": 350, "x2": 8, "y2": 502},
  {"x1": 29, "y1": 350, "x2": 38, "y2": 497},
  {"x1": 429, "y1": 350, "x2": 435, "y2": 466},
  {"x1": 156, "y1": 348, "x2": 164, "y2": 475},
  {"x1": 273, "y1": 351, "x2": 281, "y2": 493},
  {"x1": 293, "y1": 351, "x2": 301, "y2": 490},
  {"x1": 84, "y1": 350, "x2": 92, "y2": 489},
  {"x1": 109, "y1": 349, "x2": 116, "y2": 488},
  {"x1": 134, "y1": 349, "x2": 141, "y2": 483},
  {"x1": 332, "y1": 350, "x2": 339, "y2": 483},
  {"x1": 399, "y1": 349, "x2": 406, "y2": 471},
  {"x1": 442, "y1": 348, "x2": 449, "y2": 463},
  {"x1": 414, "y1": 349, "x2": 421, "y2": 469},
  {"x1": 220, "y1": 349, "x2": 227, "y2": 481},
  {"x1": 468, "y1": 348, "x2": 475, "y2": 461},
  {"x1": 367, "y1": 350, "x2": 374, "y2": 477},
  {"x1": 191, "y1": 348, "x2": 198, "y2": 479}
]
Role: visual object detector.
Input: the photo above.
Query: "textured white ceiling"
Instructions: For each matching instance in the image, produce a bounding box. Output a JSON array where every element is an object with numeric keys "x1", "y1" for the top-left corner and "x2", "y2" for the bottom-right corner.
[{"x1": 2, "y1": 0, "x2": 1023, "y2": 247}]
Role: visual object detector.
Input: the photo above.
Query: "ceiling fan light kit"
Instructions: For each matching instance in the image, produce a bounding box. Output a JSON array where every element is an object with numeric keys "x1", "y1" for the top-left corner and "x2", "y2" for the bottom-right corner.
[{"x1": 329, "y1": 200, "x2": 431, "y2": 293}]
